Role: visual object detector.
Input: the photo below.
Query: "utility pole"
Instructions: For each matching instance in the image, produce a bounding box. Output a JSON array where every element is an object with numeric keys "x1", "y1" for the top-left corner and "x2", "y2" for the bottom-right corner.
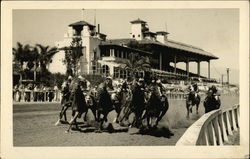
[
  {"x1": 226, "y1": 68, "x2": 230, "y2": 85},
  {"x1": 82, "y1": 9, "x2": 84, "y2": 21},
  {"x1": 221, "y1": 74, "x2": 225, "y2": 85}
]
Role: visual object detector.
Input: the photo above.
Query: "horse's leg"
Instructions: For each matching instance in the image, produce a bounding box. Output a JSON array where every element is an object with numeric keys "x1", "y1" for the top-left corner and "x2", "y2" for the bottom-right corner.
[
  {"x1": 196, "y1": 103, "x2": 199, "y2": 114},
  {"x1": 186, "y1": 104, "x2": 190, "y2": 119},
  {"x1": 97, "y1": 110, "x2": 101, "y2": 122},
  {"x1": 63, "y1": 106, "x2": 69, "y2": 122},
  {"x1": 196, "y1": 96, "x2": 200, "y2": 114},
  {"x1": 55, "y1": 106, "x2": 67, "y2": 125},
  {"x1": 66, "y1": 111, "x2": 79, "y2": 133},
  {"x1": 90, "y1": 107, "x2": 97, "y2": 121},
  {"x1": 83, "y1": 109, "x2": 88, "y2": 122},
  {"x1": 116, "y1": 105, "x2": 122, "y2": 123}
]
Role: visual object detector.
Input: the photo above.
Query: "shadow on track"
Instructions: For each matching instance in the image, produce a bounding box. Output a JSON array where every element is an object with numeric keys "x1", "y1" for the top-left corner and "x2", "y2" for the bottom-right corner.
[{"x1": 131, "y1": 126, "x2": 174, "y2": 138}]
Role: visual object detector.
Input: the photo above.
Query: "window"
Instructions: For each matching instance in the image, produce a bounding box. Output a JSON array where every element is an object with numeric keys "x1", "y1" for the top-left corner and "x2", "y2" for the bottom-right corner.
[
  {"x1": 102, "y1": 65, "x2": 110, "y2": 77},
  {"x1": 117, "y1": 50, "x2": 121, "y2": 58},
  {"x1": 120, "y1": 69, "x2": 127, "y2": 79},
  {"x1": 114, "y1": 49, "x2": 118, "y2": 57},
  {"x1": 114, "y1": 67, "x2": 119, "y2": 79},
  {"x1": 121, "y1": 51, "x2": 124, "y2": 58},
  {"x1": 138, "y1": 34, "x2": 140, "y2": 37},
  {"x1": 132, "y1": 35, "x2": 135, "y2": 38}
]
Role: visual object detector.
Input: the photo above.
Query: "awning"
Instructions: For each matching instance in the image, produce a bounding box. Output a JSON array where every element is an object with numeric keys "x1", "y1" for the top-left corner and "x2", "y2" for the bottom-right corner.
[{"x1": 97, "y1": 60, "x2": 126, "y2": 68}]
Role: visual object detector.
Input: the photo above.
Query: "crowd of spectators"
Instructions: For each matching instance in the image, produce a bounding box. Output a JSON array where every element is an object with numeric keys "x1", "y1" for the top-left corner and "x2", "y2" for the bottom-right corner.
[{"x1": 13, "y1": 83, "x2": 60, "y2": 102}]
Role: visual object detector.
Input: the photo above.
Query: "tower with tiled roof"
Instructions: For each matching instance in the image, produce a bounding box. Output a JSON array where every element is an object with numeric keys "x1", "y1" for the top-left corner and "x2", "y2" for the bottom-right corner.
[{"x1": 130, "y1": 18, "x2": 149, "y2": 40}]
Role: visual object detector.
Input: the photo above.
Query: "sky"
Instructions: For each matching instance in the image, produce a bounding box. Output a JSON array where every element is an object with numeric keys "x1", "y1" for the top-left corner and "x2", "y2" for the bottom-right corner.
[{"x1": 13, "y1": 9, "x2": 239, "y2": 84}]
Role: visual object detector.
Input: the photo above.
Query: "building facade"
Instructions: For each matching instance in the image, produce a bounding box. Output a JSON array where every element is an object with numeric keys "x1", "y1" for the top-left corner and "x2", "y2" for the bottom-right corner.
[{"x1": 51, "y1": 18, "x2": 218, "y2": 81}]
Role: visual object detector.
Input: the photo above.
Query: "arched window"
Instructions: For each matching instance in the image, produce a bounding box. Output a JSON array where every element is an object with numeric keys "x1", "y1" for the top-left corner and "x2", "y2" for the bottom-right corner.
[{"x1": 102, "y1": 65, "x2": 110, "y2": 77}]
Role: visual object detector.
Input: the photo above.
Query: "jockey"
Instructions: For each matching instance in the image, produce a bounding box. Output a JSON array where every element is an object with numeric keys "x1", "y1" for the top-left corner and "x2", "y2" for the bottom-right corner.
[
  {"x1": 96, "y1": 76, "x2": 114, "y2": 100},
  {"x1": 121, "y1": 79, "x2": 129, "y2": 92},
  {"x1": 151, "y1": 79, "x2": 162, "y2": 103},
  {"x1": 156, "y1": 79, "x2": 165, "y2": 96},
  {"x1": 132, "y1": 78, "x2": 145, "y2": 101},
  {"x1": 188, "y1": 83, "x2": 198, "y2": 105},
  {"x1": 156, "y1": 79, "x2": 166, "y2": 102},
  {"x1": 78, "y1": 75, "x2": 91, "y2": 91},
  {"x1": 96, "y1": 76, "x2": 114, "y2": 117},
  {"x1": 208, "y1": 85, "x2": 220, "y2": 96},
  {"x1": 131, "y1": 78, "x2": 146, "y2": 126},
  {"x1": 204, "y1": 85, "x2": 221, "y2": 113}
]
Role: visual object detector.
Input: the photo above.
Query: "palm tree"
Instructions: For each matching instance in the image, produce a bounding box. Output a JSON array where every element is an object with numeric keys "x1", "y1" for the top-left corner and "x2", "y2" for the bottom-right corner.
[
  {"x1": 36, "y1": 44, "x2": 58, "y2": 73},
  {"x1": 13, "y1": 42, "x2": 33, "y2": 68},
  {"x1": 124, "y1": 53, "x2": 151, "y2": 79},
  {"x1": 13, "y1": 42, "x2": 39, "y2": 83}
]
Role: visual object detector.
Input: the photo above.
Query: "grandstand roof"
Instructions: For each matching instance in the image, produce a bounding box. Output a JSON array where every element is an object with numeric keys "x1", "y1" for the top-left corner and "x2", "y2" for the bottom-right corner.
[{"x1": 104, "y1": 38, "x2": 218, "y2": 60}]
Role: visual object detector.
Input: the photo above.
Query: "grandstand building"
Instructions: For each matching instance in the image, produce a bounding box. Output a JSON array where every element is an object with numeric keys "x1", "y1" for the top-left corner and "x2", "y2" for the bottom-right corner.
[{"x1": 52, "y1": 18, "x2": 218, "y2": 81}]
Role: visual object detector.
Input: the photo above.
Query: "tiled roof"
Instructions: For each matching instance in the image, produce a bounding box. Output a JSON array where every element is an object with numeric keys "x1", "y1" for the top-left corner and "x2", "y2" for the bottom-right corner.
[
  {"x1": 69, "y1": 21, "x2": 95, "y2": 27},
  {"x1": 102, "y1": 38, "x2": 218, "y2": 59},
  {"x1": 130, "y1": 18, "x2": 147, "y2": 24},
  {"x1": 156, "y1": 31, "x2": 169, "y2": 35},
  {"x1": 144, "y1": 31, "x2": 157, "y2": 35},
  {"x1": 138, "y1": 39, "x2": 218, "y2": 59},
  {"x1": 100, "y1": 39, "x2": 152, "y2": 55}
]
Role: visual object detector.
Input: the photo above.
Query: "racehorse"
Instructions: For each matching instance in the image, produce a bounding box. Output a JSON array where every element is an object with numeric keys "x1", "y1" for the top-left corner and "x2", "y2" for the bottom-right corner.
[
  {"x1": 111, "y1": 89, "x2": 131, "y2": 123},
  {"x1": 55, "y1": 81, "x2": 72, "y2": 125},
  {"x1": 84, "y1": 92, "x2": 98, "y2": 121},
  {"x1": 203, "y1": 90, "x2": 221, "y2": 113},
  {"x1": 66, "y1": 82, "x2": 89, "y2": 132},
  {"x1": 186, "y1": 91, "x2": 201, "y2": 119},
  {"x1": 144, "y1": 91, "x2": 169, "y2": 128}
]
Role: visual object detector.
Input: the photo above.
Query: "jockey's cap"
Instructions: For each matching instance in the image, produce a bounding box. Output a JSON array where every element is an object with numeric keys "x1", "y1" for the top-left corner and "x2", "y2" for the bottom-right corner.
[
  {"x1": 68, "y1": 76, "x2": 73, "y2": 80},
  {"x1": 78, "y1": 75, "x2": 85, "y2": 81},
  {"x1": 106, "y1": 76, "x2": 112, "y2": 80},
  {"x1": 139, "y1": 78, "x2": 144, "y2": 82},
  {"x1": 156, "y1": 79, "x2": 161, "y2": 84}
]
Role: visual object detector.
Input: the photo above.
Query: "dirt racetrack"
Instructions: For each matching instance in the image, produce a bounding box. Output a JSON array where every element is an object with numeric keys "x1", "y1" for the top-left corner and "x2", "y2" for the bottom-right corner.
[{"x1": 13, "y1": 94, "x2": 239, "y2": 146}]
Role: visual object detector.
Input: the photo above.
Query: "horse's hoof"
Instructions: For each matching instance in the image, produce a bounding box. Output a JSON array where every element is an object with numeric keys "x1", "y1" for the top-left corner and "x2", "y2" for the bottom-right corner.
[
  {"x1": 65, "y1": 130, "x2": 70, "y2": 133},
  {"x1": 95, "y1": 130, "x2": 102, "y2": 133},
  {"x1": 55, "y1": 120, "x2": 60, "y2": 126}
]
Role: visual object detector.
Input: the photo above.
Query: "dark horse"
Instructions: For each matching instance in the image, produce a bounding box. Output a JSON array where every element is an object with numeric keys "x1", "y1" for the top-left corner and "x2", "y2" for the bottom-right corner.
[
  {"x1": 111, "y1": 89, "x2": 131, "y2": 123},
  {"x1": 84, "y1": 92, "x2": 98, "y2": 121},
  {"x1": 143, "y1": 89, "x2": 169, "y2": 128},
  {"x1": 94, "y1": 84, "x2": 115, "y2": 131},
  {"x1": 203, "y1": 90, "x2": 221, "y2": 113},
  {"x1": 66, "y1": 83, "x2": 89, "y2": 132},
  {"x1": 186, "y1": 91, "x2": 201, "y2": 119}
]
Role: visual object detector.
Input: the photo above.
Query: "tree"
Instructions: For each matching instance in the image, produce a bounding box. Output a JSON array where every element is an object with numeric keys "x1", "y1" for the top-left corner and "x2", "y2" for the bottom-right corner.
[
  {"x1": 13, "y1": 42, "x2": 38, "y2": 70},
  {"x1": 63, "y1": 37, "x2": 83, "y2": 76},
  {"x1": 124, "y1": 53, "x2": 151, "y2": 79},
  {"x1": 36, "y1": 44, "x2": 58, "y2": 73},
  {"x1": 13, "y1": 42, "x2": 39, "y2": 82}
]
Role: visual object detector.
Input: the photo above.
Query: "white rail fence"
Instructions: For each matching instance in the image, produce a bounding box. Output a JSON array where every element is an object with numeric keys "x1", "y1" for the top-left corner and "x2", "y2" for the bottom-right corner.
[
  {"x1": 13, "y1": 90, "x2": 62, "y2": 102},
  {"x1": 13, "y1": 90, "x2": 237, "y2": 103},
  {"x1": 176, "y1": 104, "x2": 239, "y2": 146}
]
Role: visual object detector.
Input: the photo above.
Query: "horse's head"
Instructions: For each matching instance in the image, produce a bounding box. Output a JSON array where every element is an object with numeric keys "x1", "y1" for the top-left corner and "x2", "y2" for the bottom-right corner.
[
  {"x1": 85, "y1": 95, "x2": 93, "y2": 106},
  {"x1": 111, "y1": 93, "x2": 118, "y2": 102}
]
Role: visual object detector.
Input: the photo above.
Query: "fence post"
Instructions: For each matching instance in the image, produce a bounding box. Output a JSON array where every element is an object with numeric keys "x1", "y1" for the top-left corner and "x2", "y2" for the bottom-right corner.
[
  {"x1": 219, "y1": 112, "x2": 228, "y2": 142},
  {"x1": 225, "y1": 111, "x2": 233, "y2": 135},
  {"x1": 204, "y1": 128, "x2": 210, "y2": 145},
  {"x1": 30, "y1": 91, "x2": 34, "y2": 102},
  {"x1": 208, "y1": 122, "x2": 217, "y2": 145},
  {"x1": 236, "y1": 106, "x2": 240, "y2": 126},
  {"x1": 21, "y1": 90, "x2": 25, "y2": 102},
  {"x1": 231, "y1": 109, "x2": 237, "y2": 131},
  {"x1": 213, "y1": 117, "x2": 223, "y2": 145}
]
